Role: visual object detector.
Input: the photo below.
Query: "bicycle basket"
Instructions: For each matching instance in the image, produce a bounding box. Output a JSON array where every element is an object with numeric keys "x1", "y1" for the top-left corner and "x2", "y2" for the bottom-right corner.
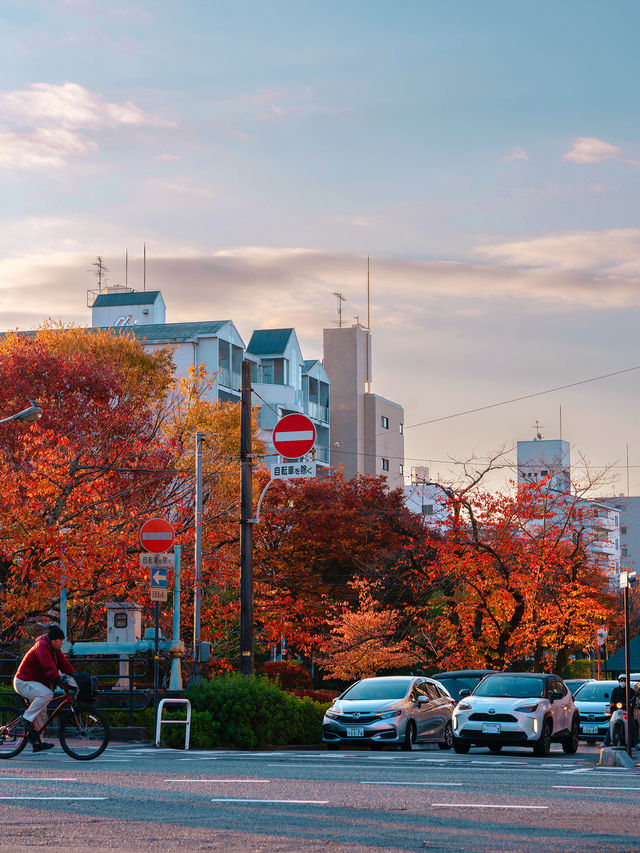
[{"x1": 73, "y1": 671, "x2": 99, "y2": 705}]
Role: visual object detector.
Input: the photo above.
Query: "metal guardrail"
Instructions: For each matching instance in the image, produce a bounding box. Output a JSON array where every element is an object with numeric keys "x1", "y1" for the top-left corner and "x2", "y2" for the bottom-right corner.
[{"x1": 0, "y1": 653, "x2": 170, "y2": 726}]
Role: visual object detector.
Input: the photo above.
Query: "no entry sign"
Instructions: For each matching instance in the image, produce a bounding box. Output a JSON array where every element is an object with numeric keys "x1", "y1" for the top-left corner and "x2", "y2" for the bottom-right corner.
[
  {"x1": 140, "y1": 518, "x2": 175, "y2": 554},
  {"x1": 272, "y1": 413, "x2": 316, "y2": 459}
]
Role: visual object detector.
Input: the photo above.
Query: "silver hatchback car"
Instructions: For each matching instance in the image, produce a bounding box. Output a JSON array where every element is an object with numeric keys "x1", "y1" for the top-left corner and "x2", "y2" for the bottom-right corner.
[{"x1": 322, "y1": 675, "x2": 455, "y2": 750}]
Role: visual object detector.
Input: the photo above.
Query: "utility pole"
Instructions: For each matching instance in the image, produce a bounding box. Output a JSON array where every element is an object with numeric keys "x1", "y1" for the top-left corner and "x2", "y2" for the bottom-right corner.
[
  {"x1": 620, "y1": 569, "x2": 636, "y2": 757},
  {"x1": 192, "y1": 431, "x2": 205, "y2": 683},
  {"x1": 240, "y1": 360, "x2": 254, "y2": 674}
]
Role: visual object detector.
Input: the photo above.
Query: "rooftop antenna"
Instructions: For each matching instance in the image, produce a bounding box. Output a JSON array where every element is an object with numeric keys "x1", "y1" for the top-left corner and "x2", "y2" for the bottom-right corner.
[
  {"x1": 366, "y1": 255, "x2": 371, "y2": 393},
  {"x1": 143, "y1": 242, "x2": 146, "y2": 291},
  {"x1": 532, "y1": 420, "x2": 543, "y2": 440},
  {"x1": 125, "y1": 249, "x2": 128, "y2": 288},
  {"x1": 559, "y1": 405, "x2": 562, "y2": 440},
  {"x1": 90, "y1": 256, "x2": 109, "y2": 292},
  {"x1": 627, "y1": 444, "x2": 630, "y2": 496},
  {"x1": 332, "y1": 291, "x2": 346, "y2": 327}
]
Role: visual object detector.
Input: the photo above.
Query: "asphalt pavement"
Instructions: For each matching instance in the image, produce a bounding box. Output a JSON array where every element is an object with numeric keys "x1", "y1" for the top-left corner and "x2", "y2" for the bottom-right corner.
[{"x1": 1, "y1": 742, "x2": 639, "y2": 852}]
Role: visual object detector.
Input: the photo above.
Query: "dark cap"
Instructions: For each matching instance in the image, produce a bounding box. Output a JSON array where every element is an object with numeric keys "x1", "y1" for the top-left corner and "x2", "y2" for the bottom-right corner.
[{"x1": 46, "y1": 625, "x2": 65, "y2": 641}]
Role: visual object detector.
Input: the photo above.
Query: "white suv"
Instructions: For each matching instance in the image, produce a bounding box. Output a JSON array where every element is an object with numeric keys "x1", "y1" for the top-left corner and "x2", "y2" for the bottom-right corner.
[{"x1": 452, "y1": 672, "x2": 580, "y2": 756}]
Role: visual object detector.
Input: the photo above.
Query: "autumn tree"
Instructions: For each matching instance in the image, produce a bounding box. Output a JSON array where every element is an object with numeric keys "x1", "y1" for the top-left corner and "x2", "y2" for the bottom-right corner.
[{"x1": 315, "y1": 578, "x2": 418, "y2": 680}]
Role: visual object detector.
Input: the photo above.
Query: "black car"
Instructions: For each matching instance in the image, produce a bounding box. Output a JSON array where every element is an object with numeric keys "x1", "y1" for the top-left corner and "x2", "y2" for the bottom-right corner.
[{"x1": 433, "y1": 670, "x2": 499, "y2": 703}]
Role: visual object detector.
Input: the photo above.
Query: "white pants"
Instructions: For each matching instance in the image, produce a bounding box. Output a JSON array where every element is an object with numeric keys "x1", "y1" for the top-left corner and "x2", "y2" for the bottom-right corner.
[{"x1": 13, "y1": 678, "x2": 53, "y2": 730}]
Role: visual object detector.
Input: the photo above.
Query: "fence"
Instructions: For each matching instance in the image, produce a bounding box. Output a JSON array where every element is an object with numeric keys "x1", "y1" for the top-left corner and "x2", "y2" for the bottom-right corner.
[{"x1": 0, "y1": 653, "x2": 169, "y2": 726}]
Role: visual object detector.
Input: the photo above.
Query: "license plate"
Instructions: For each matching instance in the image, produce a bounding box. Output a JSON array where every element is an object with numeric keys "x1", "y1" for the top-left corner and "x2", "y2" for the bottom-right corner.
[
  {"x1": 346, "y1": 727, "x2": 364, "y2": 737},
  {"x1": 583, "y1": 725, "x2": 599, "y2": 735},
  {"x1": 482, "y1": 723, "x2": 501, "y2": 734}
]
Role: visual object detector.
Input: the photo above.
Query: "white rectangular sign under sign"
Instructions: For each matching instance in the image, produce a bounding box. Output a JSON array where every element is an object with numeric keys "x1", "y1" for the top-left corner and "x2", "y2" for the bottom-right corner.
[
  {"x1": 140, "y1": 552, "x2": 175, "y2": 568},
  {"x1": 271, "y1": 462, "x2": 317, "y2": 480},
  {"x1": 150, "y1": 587, "x2": 168, "y2": 602}
]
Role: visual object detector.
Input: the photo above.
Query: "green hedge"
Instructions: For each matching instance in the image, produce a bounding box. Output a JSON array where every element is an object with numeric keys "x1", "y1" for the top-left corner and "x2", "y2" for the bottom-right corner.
[{"x1": 160, "y1": 672, "x2": 329, "y2": 749}]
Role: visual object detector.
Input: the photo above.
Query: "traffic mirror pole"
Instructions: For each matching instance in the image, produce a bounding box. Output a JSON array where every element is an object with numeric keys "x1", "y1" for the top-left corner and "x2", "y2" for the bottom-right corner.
[
  {"x1": 624, "y1": 581, "x2": 632, "y2": 757},
  {"x1": 192, "y1": 431, "x2": 205, "y2": 684},
  {"x1": 240, "y1": 360, "x2": 254, "y2": 675}
]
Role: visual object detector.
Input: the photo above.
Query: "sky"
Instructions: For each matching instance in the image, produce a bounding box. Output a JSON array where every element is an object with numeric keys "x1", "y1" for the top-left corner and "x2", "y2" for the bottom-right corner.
[{"x1": 2, "y1": 0, "x2": 640, "y2": 493}]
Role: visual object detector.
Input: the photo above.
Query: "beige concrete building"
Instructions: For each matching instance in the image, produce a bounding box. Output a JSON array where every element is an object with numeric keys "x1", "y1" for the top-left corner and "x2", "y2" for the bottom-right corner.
[{"x1": 323, "y1": 324, "x2": 404, "y2": 488}]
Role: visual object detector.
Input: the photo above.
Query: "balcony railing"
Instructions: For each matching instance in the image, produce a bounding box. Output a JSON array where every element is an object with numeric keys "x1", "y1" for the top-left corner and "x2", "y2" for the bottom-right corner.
[
  {"x1": 218, "y1": 367, "x2": 241, "y2": 391},
  {"x1": 306, "y1": 401, "x2": 329, "y2": 423}
]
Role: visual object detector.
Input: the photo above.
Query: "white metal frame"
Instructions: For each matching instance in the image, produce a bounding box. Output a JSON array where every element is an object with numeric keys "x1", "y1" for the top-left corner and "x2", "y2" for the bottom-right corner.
[{"x1": 155, "y1": 698, "x2": 191, "y2": 749}]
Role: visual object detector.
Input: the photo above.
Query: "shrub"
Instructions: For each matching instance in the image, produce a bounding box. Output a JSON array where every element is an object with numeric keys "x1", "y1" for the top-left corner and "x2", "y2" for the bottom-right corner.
[
  {"x1": 292, "y1": 689, "x2": 339, "y2": 703},
  {"x1": 260, "y1": 660, "x2": 312, "y2": 690},
  {"x1": 160, "y1": 672, "x2": 329, "y2": 749}
]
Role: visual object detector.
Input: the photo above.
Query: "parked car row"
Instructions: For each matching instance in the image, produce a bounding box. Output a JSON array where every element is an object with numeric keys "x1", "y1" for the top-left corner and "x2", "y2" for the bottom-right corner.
[{"x1": 321, "y1": 670, "x2": 612, "y2": 756}]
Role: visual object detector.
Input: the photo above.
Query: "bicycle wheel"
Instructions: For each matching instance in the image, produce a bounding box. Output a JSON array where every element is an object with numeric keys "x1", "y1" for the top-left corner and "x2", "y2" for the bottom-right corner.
[
  {"x1": 59, "y1": 707, "x2": 109, "y2": 760},
  {"x1": 0, "y1": 705, "x2": 28, "y2": 759}
]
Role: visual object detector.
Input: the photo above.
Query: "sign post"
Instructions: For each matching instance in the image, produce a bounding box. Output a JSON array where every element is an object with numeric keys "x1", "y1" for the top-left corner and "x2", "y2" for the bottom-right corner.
[{"x1": 140, "y1": 518, "x2": 175, "y2": 737}]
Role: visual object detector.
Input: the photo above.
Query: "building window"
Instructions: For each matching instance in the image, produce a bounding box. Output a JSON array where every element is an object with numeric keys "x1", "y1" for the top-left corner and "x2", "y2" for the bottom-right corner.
[
  {"x1": 622, "y1": 547, "x2": 628, "y2": 557},
  {"x1": 422, "y1": 504, "x2": 434, "y2": 515},
  {"x1": 622, "y1": 526, "x2": 627, "y2": 535},
  {"x1": 381, "y1": 416, "x2": 389, "y2": 429},
  {"x1": 399, "y1": 464, "x2": 404, "y2": 475},
  {"x1": 381, "y1": 458, "x2": 389, "y2": 471},
  {"x1": 615, "y1": 539, "x2": 619, "y2": 549},
  {"x1": 540, "y1": 470, "x2": 548, "y2": 477},
  {"x1": 399, "y1": 423, "x2": 404, "y2": 434}
]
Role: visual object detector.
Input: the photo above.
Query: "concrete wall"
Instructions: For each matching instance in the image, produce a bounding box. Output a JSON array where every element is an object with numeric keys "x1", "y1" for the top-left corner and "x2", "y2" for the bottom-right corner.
[
  {"x1": 322, "y1": 325, "x2": 371, "y2": 480},
  {"x1": 364, "y1": 393, "x2": 405, "y2": 488}
]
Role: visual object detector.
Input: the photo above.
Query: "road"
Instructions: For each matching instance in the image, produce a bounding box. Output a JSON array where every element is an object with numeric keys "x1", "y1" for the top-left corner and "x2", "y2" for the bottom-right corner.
[{"x1": 1, "y1": 742, "x2": 639, "y2": 852}]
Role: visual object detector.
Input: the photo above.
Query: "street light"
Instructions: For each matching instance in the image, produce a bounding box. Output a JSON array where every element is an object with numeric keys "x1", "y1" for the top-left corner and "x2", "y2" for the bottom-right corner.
[{"x1": 0, "y1": 400, "x2": 42, "y2": 425}]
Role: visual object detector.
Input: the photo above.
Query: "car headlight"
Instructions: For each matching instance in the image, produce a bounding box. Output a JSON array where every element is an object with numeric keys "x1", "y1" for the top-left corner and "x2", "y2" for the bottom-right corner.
[
  {"x1": 456, "y1": 701, "x2": 472, "y2": 711},
  {"x1": 378, "y1": 709, "x2": 403, "y2": 719},
  {"x1": 324, "y1": 709, "x2": 339, "y2": 719},
  {"x1": 515, "y1": 703, "x2": 539, "y2": 713}
]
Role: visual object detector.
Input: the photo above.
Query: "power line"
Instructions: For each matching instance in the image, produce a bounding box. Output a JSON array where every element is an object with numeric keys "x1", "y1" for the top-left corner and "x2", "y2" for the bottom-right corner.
[{"x1": 405, "y1": 364, "x2": 640, "y2": 430}]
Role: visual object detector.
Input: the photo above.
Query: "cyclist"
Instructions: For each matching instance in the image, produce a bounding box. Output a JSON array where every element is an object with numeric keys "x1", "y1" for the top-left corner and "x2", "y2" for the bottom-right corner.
[{"x1": 13, "y1": 625, "x2": 76, "y2": 753}]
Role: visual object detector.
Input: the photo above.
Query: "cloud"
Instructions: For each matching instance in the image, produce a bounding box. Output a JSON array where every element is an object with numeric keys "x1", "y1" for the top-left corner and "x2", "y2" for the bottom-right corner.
[
  {"x1": 0, "y1": 82, "x2": 175, "y2": 170},
  {"x1": 505, "y1": 146, "x2": 529, "y2": 162},
  {"x1": 562, "y1": 137, "x2": 622, "y2": 165}
]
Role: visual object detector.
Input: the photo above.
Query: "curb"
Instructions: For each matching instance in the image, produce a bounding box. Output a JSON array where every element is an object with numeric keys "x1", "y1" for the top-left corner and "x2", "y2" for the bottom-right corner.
[{"x1": 598, "y1": 747, "x2": 638, "y2": 769}]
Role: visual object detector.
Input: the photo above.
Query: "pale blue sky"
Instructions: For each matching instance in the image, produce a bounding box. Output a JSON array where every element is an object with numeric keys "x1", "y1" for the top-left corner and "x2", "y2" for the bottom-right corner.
[{"x1": 2, "y1": 1, "x2": 640, "y2": 489}]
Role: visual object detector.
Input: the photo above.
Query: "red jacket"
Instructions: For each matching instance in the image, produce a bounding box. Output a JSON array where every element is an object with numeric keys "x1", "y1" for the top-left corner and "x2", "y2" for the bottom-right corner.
[{"x1": 15, "y1": 634, "x2": 74, "y2": 688}]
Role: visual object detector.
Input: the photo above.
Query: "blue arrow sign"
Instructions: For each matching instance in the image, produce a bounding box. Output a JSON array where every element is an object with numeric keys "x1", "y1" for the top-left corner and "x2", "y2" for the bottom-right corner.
[{"x1": 150, "y1": 567, "x2": 168, "y2": 588}]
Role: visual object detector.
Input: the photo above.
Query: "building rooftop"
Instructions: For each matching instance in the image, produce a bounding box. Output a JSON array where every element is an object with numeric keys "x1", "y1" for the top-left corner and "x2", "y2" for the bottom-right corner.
[
  {"x1": 107, "y1": 320, "x2": 229, "y2": 343},
  {"x1": 246, "y1": 328, "x2": 293, "y2": 355},
  {"x1": 92, "y1": 290, "x2": 163, "y2": 307}
]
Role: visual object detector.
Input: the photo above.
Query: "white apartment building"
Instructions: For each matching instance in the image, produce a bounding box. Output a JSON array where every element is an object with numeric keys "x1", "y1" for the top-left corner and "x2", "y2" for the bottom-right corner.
[
  {"x1": 600, "y1": 495, "x2": 640, "y2": 573},
  {"x1": 516, "y1": 435, "x2": 620, "y2": 580}
]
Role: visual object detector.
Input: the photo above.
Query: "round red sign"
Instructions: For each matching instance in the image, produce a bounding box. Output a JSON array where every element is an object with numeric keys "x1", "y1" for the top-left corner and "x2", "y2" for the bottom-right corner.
[
  {"x1": 272, "y1": 413, "x2": 316, "y2": 459},
  {"x1": 139, "y1": 518, "x2": 175, "y2": 554}
]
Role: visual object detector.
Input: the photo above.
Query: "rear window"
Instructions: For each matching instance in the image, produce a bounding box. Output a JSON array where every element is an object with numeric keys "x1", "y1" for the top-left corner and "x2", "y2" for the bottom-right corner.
[
  {"x1": 473, "y1": 675, "x2": 545, "y2": 699},
  {"x1": 435, "y1": 676, "x2": 484, "y2": 700},
  {"x1": 342, "y1": 678, "x2": 411, "y2": 701},
  {"x1": 574, "y1": 682, "x2": 614, "y2": 702}
]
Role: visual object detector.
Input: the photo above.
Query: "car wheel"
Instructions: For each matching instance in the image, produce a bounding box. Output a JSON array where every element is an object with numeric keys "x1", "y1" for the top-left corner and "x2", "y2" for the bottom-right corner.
[
  {"x1": 488, "y1": 743, "x2": 503, "y2": 753},
  {"x1": 562, "y1": 717, "x2": 580, "y2": 754},
  {"x1": 533, "y1": 719, "x2": 552, "y2": 756},
  {"x1": 326, "y1": 742, "x2": 340, "y2": 750},
  {"x1": 438, "y1": 722, "x2": 453, "y2": 750},
  {"x1": 452, "y1": 737, "x2": 470, "y2": 754},
  {"x1": 401, "y1": 721, "x2": 417, "y2": 751}
]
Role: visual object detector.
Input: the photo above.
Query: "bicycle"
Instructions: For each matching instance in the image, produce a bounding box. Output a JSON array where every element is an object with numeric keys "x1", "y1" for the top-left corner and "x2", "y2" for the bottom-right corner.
[{"x1": 0, "y1": 681, "x2": 110, "y2": 761}]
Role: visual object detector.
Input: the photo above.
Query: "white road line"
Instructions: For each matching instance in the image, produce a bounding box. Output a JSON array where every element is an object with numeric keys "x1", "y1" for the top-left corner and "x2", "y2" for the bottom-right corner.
[
  {"x1": 0, "y1": 797, "x2": 107, "y2": 801},
  {"x1": 553, "y1": 785, "x2": 640, "y2": 792},
  {"x1": 0, "y1": 777, "x2": 78, "y2": 781},
  {"x1": 557, "y1": 769, "x2": 592, "y2": 774},
  {"x1": 164, "y1": 779, "x2": 271, "y2": 783},
  {"x1": 211, "y1": 798, "x2": 328, "y2": 805},
  {"x1": 431, "y1": 803, "x2": 548, "y2": 810},
  {"x1": 361, "y1": 781, "x2": 462, "y2": 787}
]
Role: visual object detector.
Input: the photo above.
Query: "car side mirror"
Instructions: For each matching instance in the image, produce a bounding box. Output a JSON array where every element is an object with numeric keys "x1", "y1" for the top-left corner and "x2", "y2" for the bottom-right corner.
[
  {"x1": 549, "y1": 690, "x2": 563, "y2": 702},
  {"x1": 458, "y1": 688, "x2": 471, "y2": 698},
  {"x1": 417, "y1": 695, "x2": 429, "y2": 705}
]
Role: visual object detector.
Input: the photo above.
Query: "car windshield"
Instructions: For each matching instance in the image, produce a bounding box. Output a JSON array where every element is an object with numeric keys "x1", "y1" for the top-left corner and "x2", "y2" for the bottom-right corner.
[
  {"x1": 574, "y1": 682, "x2": 614, "y2": 702},
  {"x1": 342, "y1": 679, "x2": 411, "y2": 701},
  {"x1": 436, "y1": 676, "x2": 485, "y2": 702},
  {"x1": 473, "y1": 675, "x2": 545, "y2": 699}
]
